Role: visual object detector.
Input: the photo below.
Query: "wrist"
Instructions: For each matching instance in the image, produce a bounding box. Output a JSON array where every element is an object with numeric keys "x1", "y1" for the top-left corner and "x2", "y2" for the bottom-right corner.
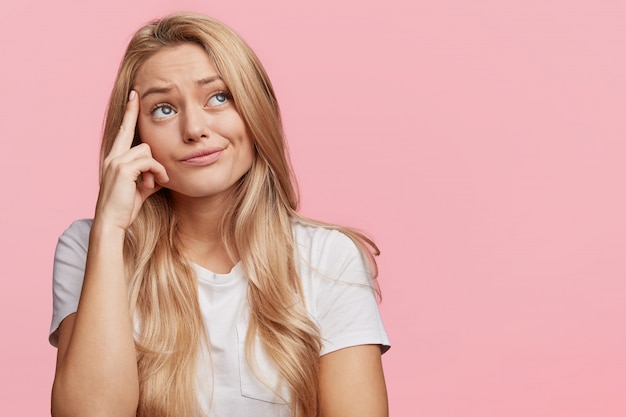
[{"x1": 90, "y1": 219, "x2": 127, "y2": 243}]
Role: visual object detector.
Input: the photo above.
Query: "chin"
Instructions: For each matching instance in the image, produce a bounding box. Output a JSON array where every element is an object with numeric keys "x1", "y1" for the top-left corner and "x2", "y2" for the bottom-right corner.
[{"x1": 169, "y1": 182, "x2": 240, "y2": 200}]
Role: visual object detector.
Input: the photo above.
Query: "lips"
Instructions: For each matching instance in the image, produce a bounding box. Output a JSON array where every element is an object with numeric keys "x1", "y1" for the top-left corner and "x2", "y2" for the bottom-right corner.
[{"x1": 180, "y1": 147, "x2": 224, "y2": 166}]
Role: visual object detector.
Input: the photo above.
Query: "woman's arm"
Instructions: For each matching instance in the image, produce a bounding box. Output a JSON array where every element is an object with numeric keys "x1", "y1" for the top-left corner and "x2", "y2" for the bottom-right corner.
[
  {"x1": 51, "y1": 91, "x2": 168, "y2": 417},
  {"x1": 319, "y1": 344, "x2": 389, "y2": 417},
  {"x1": 52, "y1": 225, "x2": 138, "y2": 417}
]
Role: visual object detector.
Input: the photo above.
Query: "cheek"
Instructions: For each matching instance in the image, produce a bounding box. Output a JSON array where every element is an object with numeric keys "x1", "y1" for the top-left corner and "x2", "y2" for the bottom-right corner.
[
  {"x1": 137, "y1": 121, "x2": 165, "y2": 163},
  {"x1": 240, "y1": 136, "x2": 256, "y2": 165},
  {"x1": 246, "y1": 142, "x2": 256, "y2": 164},
  {"x1": 137, "y1": 119, "x2": 167, "y2": 156}
]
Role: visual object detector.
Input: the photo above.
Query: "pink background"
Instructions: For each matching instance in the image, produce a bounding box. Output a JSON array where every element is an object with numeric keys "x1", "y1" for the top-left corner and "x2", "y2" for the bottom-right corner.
[{"x1": 1, "y1": 0, "x2": 625, "y2": 416}]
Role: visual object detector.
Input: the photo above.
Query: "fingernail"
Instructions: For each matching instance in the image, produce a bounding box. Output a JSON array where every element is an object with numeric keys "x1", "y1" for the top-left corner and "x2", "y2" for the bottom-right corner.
[{"x1": 129, "y1": 90, "x2": 136, "y2": 101}]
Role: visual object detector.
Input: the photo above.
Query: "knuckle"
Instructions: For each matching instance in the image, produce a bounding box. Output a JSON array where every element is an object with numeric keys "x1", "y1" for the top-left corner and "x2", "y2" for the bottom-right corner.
[
  {"x1": 108, "y1": 159, "x2": 122, "y2": 171},
  {"x1": 103, "y1": 155, "x2": 115, "y2": 167},
  {"x1": 137, "y1": 143, "x2": 152, "y2": 156}
]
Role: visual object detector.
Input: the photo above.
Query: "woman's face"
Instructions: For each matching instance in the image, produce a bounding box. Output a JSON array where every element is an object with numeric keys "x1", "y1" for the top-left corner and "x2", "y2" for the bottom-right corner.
[{"x1": 135, "y1": 42, "x2": 255, "y2": 202}]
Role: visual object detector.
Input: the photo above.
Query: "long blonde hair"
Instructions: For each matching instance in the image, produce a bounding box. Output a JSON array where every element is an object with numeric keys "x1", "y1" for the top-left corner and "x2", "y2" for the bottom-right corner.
[{"x1": 100, "y1": 12, "x2": 379, "y2": 417}]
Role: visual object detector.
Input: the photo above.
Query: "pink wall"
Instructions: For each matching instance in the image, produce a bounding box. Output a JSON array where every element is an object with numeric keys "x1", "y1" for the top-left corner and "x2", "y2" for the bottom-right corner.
[{"x1": 1, "y1": 0, "x2": 625, "y2": 415}]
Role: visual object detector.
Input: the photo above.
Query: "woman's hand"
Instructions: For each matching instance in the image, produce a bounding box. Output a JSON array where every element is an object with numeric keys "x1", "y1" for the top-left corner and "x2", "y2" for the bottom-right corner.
[{"x1": 94, "y1": 90, "x2": 169, "y2": 231}]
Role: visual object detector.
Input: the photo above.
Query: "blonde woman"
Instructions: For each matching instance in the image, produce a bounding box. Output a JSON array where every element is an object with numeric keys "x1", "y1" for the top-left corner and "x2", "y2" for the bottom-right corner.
[{"x1": 50, "y1": 12, "x2": 389, "y2": 417}]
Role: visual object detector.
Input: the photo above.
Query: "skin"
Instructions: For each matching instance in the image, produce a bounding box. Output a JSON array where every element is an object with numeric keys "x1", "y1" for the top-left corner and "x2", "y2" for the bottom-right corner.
[
  {"x1": 52, "y1": 90, "x2": 158, "y2": 417},
  {"x1": 320, "y1": 345, "x2": 389, "y2": 417},
  {"x1": 134, "y1": 43, "x2": 255, "y2": 272},
  {"x1": 51, "y1": 43, "x2": 388, "y2": 417}
]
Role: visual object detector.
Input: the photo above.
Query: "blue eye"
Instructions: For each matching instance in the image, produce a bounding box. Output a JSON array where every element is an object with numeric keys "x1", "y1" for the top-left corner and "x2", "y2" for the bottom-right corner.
[
  {"x1": 152, "y1": 105, "x2": 176, "y2": 119},
  {"x1": 208, "y1": 92, "x2": 230, "y2": 106}
]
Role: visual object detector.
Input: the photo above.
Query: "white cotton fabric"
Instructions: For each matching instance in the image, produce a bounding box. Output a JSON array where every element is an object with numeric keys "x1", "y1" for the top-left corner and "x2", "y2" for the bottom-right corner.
[{"x1": 50, "y1": 218, "x2": 390, "y2": 416}]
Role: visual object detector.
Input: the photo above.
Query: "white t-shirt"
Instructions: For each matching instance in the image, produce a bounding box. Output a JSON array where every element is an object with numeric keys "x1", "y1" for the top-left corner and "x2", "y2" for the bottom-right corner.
[{"x1": 50, "y1": 219, "x2": 390, "y2": 417}]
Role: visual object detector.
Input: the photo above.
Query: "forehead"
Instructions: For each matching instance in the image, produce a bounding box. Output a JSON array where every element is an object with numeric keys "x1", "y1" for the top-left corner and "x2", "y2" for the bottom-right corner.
[{"x1": 135, "y1": 43, "x2": 218, "y2": 86}]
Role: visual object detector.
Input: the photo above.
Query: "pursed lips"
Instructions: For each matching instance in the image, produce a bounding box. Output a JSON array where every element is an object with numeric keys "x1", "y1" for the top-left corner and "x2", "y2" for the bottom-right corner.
[{"x1": 179, "y1": 147, "x2": 225, "y2": 165}]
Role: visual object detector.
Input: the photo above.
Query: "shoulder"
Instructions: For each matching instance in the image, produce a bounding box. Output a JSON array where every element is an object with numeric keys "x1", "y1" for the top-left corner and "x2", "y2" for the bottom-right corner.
[
  {"x1": 54, "y1": 218, "x2": 93, "y2": 264},
  {"x1": 291, "y1": 221, "x2": 389, "y2": 355},
  {"x1": 58, "y1": 218, "x2": 93, "y2": 243},
  {"x1": 291, "y1": 220, "x2": 371, "y2": 286},
  {"x1": 292, "y1": 220, "x2": 361, "y2": 255},
  {"x1": 50, "y1": 219, "x2": 94, "y2": 346}
]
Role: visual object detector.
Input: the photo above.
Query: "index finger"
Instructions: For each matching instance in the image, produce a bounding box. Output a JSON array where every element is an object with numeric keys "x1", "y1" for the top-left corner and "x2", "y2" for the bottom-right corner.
[{"x1": 109, "y1": 90, "x2": 140, "y2": 158}]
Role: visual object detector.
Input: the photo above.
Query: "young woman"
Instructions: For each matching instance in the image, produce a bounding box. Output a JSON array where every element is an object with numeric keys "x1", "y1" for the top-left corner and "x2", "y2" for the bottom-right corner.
[{"x1": 49, "y1": 12, "x2": 389, "y2": 417}]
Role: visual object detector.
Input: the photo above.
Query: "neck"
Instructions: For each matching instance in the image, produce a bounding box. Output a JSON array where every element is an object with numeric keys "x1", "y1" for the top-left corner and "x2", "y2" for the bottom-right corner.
[{"x1": 170, "y1": 191, "x2": 237, "y2": 273}]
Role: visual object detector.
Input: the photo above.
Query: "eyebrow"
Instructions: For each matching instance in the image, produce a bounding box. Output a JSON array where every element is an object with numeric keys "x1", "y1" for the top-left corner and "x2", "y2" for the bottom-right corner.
[{"x1": 140, "y1": 76, "x2": 223, "y2": 99}]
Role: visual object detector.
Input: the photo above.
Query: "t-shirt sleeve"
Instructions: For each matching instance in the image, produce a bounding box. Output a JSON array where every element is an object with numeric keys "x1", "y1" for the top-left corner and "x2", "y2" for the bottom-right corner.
[
  {"x1": 308, "y1": 230, "x2": 390, "y2": 356},
  {"x1": 49, "y1": 219, "x2": 93, "y2": 347}
]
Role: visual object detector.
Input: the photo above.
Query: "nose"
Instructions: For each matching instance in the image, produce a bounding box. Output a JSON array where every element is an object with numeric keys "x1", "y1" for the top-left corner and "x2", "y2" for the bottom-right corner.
[{"x1": 182, "y1": 105, "x2": 210, "y2": 143}]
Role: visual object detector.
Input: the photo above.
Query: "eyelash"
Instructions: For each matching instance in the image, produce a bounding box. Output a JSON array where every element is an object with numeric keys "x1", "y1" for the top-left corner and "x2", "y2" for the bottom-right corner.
[
  {"x1": 209, "y1": 91, "x2": 232, "y2": 106},
  {"x1": 149, "y1": 91, "x2": 232, "y2": 118},
  {"x1": 150, "y1": 104, "x2": 174, "y2": 118}
]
